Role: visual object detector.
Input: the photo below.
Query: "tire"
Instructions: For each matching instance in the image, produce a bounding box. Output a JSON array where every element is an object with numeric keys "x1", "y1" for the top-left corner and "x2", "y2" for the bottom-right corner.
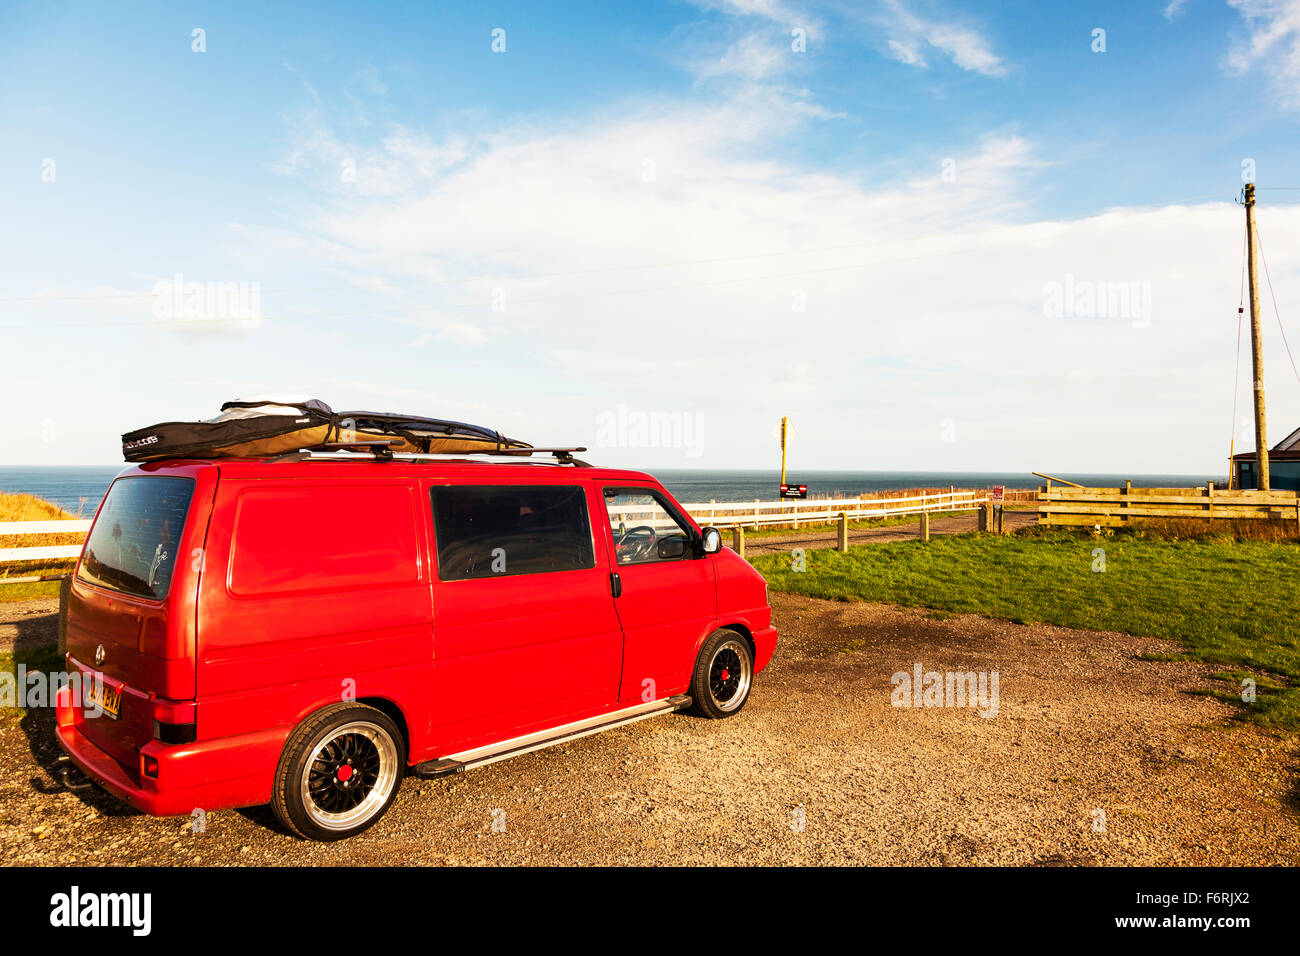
[
  {"x1": 688, "y1": 629, "x2": 755, "y2": 719},
  {"x1": 271, "y1": 703, "x2": 404, "y2": 841}
]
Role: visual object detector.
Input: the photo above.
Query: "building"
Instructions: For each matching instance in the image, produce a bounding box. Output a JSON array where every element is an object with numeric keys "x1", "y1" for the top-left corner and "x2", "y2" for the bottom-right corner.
[{"x1": 1232, "y1": 425, "x2": 1300, "y2": 490}]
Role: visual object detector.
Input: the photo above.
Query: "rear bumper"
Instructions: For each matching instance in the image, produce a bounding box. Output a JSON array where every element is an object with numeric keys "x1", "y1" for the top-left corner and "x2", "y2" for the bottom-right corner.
[{"x1": 55, "y1": 686, "x2": 286, "y2": 816}]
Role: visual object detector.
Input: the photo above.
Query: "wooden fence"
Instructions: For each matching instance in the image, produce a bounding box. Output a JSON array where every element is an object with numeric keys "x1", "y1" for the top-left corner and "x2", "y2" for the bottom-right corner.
[{"x1": 1037, "y1": 481, "x2": 1300, "y2": 527}]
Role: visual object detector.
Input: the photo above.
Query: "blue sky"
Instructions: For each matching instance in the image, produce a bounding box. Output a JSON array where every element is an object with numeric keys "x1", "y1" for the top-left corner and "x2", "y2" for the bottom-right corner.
[{"x1": 4, "y1": 0, "x2": 1300, "y2": 474}]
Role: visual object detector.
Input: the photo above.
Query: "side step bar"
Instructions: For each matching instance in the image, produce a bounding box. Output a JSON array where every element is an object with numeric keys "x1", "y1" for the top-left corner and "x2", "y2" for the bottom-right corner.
[{"x1": 410, "y1": 695, "x2": 692, "y2": 779}]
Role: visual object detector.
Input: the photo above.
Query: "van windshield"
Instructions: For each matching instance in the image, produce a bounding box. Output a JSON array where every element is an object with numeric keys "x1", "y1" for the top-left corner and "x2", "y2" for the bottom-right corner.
[{"x1": 78, "y1": 476, "x2": 195, "y2": 599}]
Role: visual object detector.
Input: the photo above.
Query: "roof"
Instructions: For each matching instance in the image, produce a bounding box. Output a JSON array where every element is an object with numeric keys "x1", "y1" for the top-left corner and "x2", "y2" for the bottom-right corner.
[
  {"x1": 1231, "y1": 448, "x2": 1300, "y2": 461},
  {"x1": 1231, "y1": 423, "x2": 1300, "y2": 460},
  {"x1": 1275, "y1": 424, "x2": 1300, "y2": 452}
]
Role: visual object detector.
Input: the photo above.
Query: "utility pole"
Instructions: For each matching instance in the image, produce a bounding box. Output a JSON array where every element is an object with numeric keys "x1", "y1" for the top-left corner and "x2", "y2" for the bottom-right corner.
[{"x1": 1245, "y1": 183, "x2": 1270, "y2": 490}]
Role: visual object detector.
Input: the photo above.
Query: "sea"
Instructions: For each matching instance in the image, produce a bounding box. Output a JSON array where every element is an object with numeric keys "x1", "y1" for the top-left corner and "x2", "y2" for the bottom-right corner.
[{"x1": 0, "y1": 465, "x2": 1226, "y2": 516}]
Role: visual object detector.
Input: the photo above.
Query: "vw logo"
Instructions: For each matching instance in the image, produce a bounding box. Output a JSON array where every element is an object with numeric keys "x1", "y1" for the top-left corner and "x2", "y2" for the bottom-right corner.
[{"x1": 94, "y1": 644, "x2": 106, "y2": 667}]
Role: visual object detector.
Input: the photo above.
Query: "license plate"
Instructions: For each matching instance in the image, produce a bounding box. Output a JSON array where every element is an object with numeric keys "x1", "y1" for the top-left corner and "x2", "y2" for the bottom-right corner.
[{"x1": 84, "y1": 677, "x2": 121, "y2": 720}]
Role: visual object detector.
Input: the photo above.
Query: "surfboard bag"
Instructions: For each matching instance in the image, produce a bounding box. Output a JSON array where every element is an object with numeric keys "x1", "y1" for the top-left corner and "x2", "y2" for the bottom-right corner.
[{"x1": 121, "y1": 399, "x2": 532, "y2": 462}]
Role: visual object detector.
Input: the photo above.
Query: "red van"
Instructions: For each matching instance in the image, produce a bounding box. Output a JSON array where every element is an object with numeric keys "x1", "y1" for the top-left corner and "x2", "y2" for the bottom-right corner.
[{"x1": 55, "y1": 455, "x2": 777, "y2": 840}]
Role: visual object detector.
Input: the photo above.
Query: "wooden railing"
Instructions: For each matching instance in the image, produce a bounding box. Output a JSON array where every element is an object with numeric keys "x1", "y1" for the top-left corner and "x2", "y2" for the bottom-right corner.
[
  {"x1": 667, "y1": 489, "x2": 988, "y2": 530},
  {"x1": 1037, "y1": 482, "x2": 1300, "y2": 527}
]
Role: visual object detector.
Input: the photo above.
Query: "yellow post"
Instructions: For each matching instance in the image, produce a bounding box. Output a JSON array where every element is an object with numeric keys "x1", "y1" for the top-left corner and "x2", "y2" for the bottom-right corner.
[{"x1": 780, "y1": 416, "x2": 788, "y2": 488}]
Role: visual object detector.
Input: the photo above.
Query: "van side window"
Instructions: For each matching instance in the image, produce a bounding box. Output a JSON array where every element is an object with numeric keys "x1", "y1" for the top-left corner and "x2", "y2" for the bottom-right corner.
[
  {"x1": 602, "y1": 490, "x2": 694, "y2": 565},
  {"x1": 229, "y1": 483, "x2": 420, "y2": 596},
  {"x1": 431, "y1": 485, "x2": 595, "y2": 581}
]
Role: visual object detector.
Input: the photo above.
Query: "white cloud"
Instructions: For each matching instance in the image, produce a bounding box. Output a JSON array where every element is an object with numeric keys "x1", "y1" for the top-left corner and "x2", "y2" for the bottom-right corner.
[
  {"x1": 680, "y1": 0, "x2": 822, "y2": 87},
  {"x1": 692, "y1": 0, "x2": 812, "y2": 27},
  {"x1": 887, "y1": 38, "x2": 927, "y2": 67},
  {"x1": 694, "y1": 31, "x2": 793, "y2": 81},
  {"x1": 1226, "y1": 0, "x2": 1300, "y2": 107},
  {"x1": 273, "y1": 115, "x2": 471, "y2": 197},
  {"x1": 877, "y1": 0, "x2": 1007, "y2": 77},
  {"x1": 241, "y1": 97, "x2": 1300, "y2": 473},
  {"x1": 1164, "y1": 0, "x2": 1190, "y2": 19}
]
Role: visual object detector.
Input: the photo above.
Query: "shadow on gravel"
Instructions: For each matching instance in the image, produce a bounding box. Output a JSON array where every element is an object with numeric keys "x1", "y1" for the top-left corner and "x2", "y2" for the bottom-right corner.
[
  {"x1": 1284, "y1": 770, "x2": 1300, "y2": 816},
  {"x1": 10, "y1": 602, "x2": 140, "y2": 819},
  {"x1": 235, "y1": 804, "x2": 291, "y2": 835}
]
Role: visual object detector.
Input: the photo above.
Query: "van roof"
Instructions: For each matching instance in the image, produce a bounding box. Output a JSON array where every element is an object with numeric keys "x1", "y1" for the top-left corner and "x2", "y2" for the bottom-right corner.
[{"x1": 126, "y1": 456, "x2": 661, "y2": 485}]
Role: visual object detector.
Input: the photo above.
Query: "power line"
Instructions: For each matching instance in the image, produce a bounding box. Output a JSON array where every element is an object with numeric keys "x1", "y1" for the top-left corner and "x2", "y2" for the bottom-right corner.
[
  {"x1": 1253, "y1": 223, "x2": 1300, "y2": 384},
  {"x1": 0, "y1": 229, "x2": 1053, "y2": 304},
  {"x1": 0, "y1": 227, "x2": 1067, "y2": 329},
  {"x1": 0, "y1": 193, "x2": 1244, "y2": 305}
]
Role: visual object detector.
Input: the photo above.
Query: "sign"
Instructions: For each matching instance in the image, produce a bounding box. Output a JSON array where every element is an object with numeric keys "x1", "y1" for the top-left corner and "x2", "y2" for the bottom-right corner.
[
  {"x1": 991, "y1": 485, "x2": 1005, "y2": 503},
  {"x1": 780, "y1": 483, "x2": 808, "y2": 499}
]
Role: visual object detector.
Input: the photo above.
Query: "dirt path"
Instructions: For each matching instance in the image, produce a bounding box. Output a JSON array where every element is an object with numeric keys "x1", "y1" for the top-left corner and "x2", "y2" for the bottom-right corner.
[
  {"x1": 3, "y1": 590, "x2": 1296, "y2": 866},
  {"x1": 742, "y1": 510, "x2": 1037, "y2": 556},
  {"x1": 0, "y1": 598, "x2": 57, "y2": 654}
]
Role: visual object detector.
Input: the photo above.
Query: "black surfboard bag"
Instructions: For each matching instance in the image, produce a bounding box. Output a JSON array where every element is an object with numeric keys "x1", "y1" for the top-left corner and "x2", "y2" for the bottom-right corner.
[{"x1": 122, "y1": 399, "x2": 531, "y2": 462}]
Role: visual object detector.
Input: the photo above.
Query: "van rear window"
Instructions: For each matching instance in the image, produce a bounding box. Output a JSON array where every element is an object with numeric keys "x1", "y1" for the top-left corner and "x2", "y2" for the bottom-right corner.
[
  {"x1": 431, "y1": 485, "x2": 595, "y2": 581},
  {"x1": 78, "y1": 476, "x2": 195, "y2": 600}
]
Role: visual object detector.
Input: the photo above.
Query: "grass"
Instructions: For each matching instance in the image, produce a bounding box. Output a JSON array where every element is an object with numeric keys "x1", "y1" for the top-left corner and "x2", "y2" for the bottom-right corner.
[
  {"x1": 0, "y1": 645, "x2": 66, "y2": 723},
  {"x1": 0, "y1": 580, "x2": 63, "y2": 603},
  {"x1": 742, "y1": 510, "x2": 969, "y2": 539},
  {"x1": 0, "y1": 493, "x2": 78, "y2": 522},
  {"x1": 752, "y1": 526, "x2": 1300, "y2": 730}
]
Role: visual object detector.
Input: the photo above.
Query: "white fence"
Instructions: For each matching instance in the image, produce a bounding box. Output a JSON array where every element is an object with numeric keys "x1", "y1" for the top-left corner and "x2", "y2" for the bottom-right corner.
[
  {"x1": 0, "y1": 519, "x2": 90, "y2": 583},
  {"x1": 0, "y1": 490, "x2": 988, "y2": 579},
  {"x1": 667, "y1": 489, "x2": 986, "y2": 530},
  {"x1": 0, "y1": 520, "x2": 90, "y2": 567}
]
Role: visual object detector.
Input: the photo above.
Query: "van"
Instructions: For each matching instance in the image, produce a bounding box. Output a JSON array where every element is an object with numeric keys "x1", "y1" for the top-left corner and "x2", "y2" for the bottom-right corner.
[{"x1": 54, "y1": 454, "x2": 777, "y2": 840}]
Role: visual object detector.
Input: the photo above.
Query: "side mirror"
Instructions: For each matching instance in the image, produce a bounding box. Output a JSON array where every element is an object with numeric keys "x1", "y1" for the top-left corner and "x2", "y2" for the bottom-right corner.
[
  {"x1": 700, "y1": 526, "x2": 722, "y2": 554},
  {"x1": 657, "y1": 536, "x2": 689, "y2": 560}
]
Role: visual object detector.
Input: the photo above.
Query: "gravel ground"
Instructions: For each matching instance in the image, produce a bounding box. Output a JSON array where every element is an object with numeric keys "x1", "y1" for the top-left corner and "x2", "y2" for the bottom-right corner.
[
  {"x1": 0, "y1": 598, "x2": 57, "y2": 654},
  {"x1": 2, "y1": 591, "x2": 1297, "y2": 866}
]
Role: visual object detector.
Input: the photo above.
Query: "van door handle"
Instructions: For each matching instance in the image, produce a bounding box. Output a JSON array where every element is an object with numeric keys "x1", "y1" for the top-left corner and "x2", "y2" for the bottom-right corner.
[{"x1": 609, "y1": 572, "x2": 622, "y2": 598}]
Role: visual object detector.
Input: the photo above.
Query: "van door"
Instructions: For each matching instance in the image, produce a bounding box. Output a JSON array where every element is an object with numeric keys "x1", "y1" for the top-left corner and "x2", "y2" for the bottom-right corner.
[
  {"x1": 66, "y1": 471, "x2": 210, "y2": 769},
  {"x1": 598, "y1": 485, "x2": 717, "y2": 703},
  {"x1": 425, "y1": 481, "x2": 624, "y2": 750}
]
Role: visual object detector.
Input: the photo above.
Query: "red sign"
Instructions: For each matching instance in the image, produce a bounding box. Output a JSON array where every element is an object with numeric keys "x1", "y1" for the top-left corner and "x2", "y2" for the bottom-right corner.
[{"x1": 991, "y1": 486, "x2": 1005, "y2": 502}]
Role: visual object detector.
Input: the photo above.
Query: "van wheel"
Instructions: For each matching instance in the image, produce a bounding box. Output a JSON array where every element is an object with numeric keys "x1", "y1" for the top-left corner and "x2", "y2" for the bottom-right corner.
[
  {"x1": 271, "y1": 703, "x2": 404, "y2": 841},
  {"x1": 688, "y1": 629, "x2": 754, "y2": 719}
]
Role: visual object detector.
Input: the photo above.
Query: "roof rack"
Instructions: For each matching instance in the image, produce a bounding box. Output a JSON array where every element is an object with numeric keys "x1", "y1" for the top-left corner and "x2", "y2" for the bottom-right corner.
[{"x1": 266, "y1": 442, "x2": 592, "y2": 466}]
